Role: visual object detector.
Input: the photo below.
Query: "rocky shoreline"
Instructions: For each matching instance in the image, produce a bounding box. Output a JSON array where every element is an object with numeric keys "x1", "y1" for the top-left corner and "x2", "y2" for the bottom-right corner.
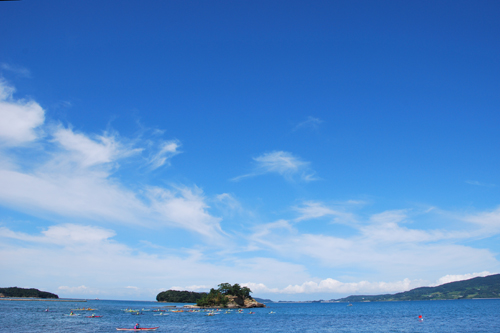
[{"x1": 184, "y1": 295, "x2": 265, "y2": 309}]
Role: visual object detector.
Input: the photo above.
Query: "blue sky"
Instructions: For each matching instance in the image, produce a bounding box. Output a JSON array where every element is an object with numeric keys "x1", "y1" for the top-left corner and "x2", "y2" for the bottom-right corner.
[{"x1": 1, "y1": 0, "x2": 499, "y2": 301}]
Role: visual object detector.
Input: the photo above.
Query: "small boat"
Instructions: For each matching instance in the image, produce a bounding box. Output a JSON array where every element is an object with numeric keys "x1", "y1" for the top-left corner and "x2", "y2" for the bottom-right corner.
[
  {"x1": 86, "y1": 315, "x2": 102, "y2": 318},
  {"x1": 116, "y1": 328, "x2": 159, "y2": 331}
]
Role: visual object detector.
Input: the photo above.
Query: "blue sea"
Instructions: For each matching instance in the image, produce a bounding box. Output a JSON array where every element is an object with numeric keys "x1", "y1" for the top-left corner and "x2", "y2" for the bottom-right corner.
[{"x1": 1, "y1": 299, "x2": 499, "y2": 332}]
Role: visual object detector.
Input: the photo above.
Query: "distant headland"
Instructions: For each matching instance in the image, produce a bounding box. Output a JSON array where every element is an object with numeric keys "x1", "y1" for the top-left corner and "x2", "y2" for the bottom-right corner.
[
  {"x1": 157, "y1": 283, "x2": 265, "y2": 308},
  {"x1": 0, "y1": 287, "x2": 58, "y2": 299},
  {"x1": 335, "y1": 273, "x2": 500, "y2": 302}
]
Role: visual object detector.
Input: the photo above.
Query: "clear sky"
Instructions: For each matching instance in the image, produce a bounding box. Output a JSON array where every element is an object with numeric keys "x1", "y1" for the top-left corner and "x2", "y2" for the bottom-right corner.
[{"x1": 0, "y1": 0, "x2": 499, "y2": 301}]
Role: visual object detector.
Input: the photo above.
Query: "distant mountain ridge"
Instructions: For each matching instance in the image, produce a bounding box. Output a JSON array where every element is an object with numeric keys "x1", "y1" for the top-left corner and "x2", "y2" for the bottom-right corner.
[{"x1": 336, "y1": 274, "x2": 500, "y2": 302}]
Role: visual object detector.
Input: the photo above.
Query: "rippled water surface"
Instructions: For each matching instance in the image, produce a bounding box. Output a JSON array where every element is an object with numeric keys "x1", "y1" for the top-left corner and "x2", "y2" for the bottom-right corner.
[{"x1": 1, "y1": 298, "x2": 499, "y2": 332}]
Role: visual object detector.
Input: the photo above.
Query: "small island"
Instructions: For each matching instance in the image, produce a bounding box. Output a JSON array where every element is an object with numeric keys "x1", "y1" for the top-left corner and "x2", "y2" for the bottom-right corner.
[
  {"x1": 157, "y1": 283, "x2": 265, "y2": 308},
  {"x1": 0, "y1": 287, "x2": 58, "y2": 299}
]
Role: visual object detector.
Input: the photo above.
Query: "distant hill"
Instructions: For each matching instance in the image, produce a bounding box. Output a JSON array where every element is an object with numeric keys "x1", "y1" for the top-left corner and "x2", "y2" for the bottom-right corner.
[
  {"x1": 253, "y1": 297, "x2": 274, "y2": 303},
  {"x1": 0, "y1": 287, "x2": 58, "y2": 299},
  {"x1": 336, "y1": 274, "x2": 500, "y2": 302}
]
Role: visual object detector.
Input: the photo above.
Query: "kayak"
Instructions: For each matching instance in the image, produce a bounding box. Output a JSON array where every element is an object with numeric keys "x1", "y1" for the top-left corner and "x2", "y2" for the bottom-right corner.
[
  {"x1": 116, "y1": 327, "x2": 159, "y2": 331},
  {"x1": 85, "y1": 315, "x2": 103, "y2": 318}
]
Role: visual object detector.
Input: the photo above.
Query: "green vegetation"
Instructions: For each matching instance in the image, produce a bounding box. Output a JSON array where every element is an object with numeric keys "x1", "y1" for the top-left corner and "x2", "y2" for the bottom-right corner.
[
  {"x1": 337, "y1": 274, "x2": 500, "y2": 302},
  {"x1": 156, "y1": 290, "x2": 207, "y2": 303},
  {"x1": 0, "y1": 287, "x2": 58, "y2": 299},
  {"x1": 196, "y1": 283, "x2": 252, "y2": 307}
]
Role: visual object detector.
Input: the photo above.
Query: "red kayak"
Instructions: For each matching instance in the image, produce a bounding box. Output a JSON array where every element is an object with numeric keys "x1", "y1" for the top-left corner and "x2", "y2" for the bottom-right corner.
[
  {"x1": 85, "y1": 315, "x2": 103, "y2": 318},
  {"x1": 116, "y1": 328, "x2": 159, "y2": 331}
]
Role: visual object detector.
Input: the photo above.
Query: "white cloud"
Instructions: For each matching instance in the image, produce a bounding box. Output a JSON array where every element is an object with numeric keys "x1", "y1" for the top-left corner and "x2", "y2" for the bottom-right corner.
[
  {"x1": 52, "y1": 127, "x2": 138, "y2": 168},
  {"x1": 248, "y1": 208, "x2": 500, "y2": 281},
  {"x1": 170, "y1": 285, "x2": 210, "y2": 291},
  {"x1": 463, "y1": 207, "x2": 500, "y2": 232},
  {"x1": 147, "y1": 186, "x2": 224, "y2": 240},
  {"x1": 148, "y1": 140, "x2": 181, "y2": 170},
  {"x1": 246, "y1": 278, "x2": 418, "y2": 295},
  {"x1": 0, "y1": 81, "x2": 221, "y2": 239},
  {"x1": 434, "y1": 271, "x2": 492, "y2": 286},
  {"x1": 369, "y1": 210, "x2": 407, "y2": 224},
  {"x1": 0, "y1": 224, "x2": 115, "y2": 246},
  {"x1": 58, "y1": 285, "x2": 99, "y2": 295},
  {"x1": 233, "y1": 151, "x2": 318, "y2": 182},
  {"x1": 0, "y1": 166, "x2": 225, "y2": 239},
  {"x1": 0, "y1": 79, "x2": 44, "y2": 146},
  {"x1": 215, "y1": 193, "x2": 243, "y2": 217},
  {"x1": 244, "y1": 271, "x2": 496, "y2": 296}
]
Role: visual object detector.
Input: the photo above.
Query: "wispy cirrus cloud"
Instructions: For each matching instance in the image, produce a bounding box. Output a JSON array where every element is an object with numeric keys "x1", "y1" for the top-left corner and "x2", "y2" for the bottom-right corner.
[
  {"x1": 293, "y1": 116, "x2": 323, "y2": 131},
  {"x1": 232, "y1": 151, "x2": 318, "y2": 182},
  {"x1": 293, "y1": 201, "x2": 357, "y2": 224},
  {"x1": 466, "y1": 180, "x2": 496, "y2": 187},
  {"x1": 1, "y1": 63, "x2": 31, "y2": 78},
  {"x1": 147, "y1": 140, "x2": 181, "y2": 170}
]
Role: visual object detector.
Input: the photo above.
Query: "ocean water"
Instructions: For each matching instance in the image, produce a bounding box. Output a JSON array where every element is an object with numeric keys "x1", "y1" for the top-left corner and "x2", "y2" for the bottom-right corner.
[{"x1": 1, "y1": 298, "x2": 499, "y2": 332}]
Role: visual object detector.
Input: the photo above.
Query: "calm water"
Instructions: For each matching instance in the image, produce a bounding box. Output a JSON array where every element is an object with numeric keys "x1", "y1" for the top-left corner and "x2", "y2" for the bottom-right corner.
[{"x1": 1, "y1": 299, "x2": 499, "y2": 332}]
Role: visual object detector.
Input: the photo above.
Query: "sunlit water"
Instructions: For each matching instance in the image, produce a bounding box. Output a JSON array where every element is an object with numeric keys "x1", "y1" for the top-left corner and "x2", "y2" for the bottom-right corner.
[{"x1": 1, "y1": 299, "x2": 499, "y2": 332}]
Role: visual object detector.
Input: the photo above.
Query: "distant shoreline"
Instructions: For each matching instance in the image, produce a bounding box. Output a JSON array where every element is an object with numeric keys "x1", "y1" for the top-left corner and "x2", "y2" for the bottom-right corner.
[{"x1": 0, "y1": 298, "x2": 87, "y2": 302}]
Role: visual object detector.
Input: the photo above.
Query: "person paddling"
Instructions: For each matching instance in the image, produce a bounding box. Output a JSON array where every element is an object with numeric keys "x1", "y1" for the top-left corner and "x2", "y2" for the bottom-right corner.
[{"x1": 134, "y1": 323, "x2": 140, "y2": 329}]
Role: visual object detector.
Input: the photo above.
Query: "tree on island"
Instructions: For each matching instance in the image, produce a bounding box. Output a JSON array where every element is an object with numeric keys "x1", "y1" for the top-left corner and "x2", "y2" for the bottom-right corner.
[
  {"x1": 156, "y1": 290, "x2": 207, "y2": 303},
  {"x1": 196, "y1": 283, "x2": 253, "y2": 307}
]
